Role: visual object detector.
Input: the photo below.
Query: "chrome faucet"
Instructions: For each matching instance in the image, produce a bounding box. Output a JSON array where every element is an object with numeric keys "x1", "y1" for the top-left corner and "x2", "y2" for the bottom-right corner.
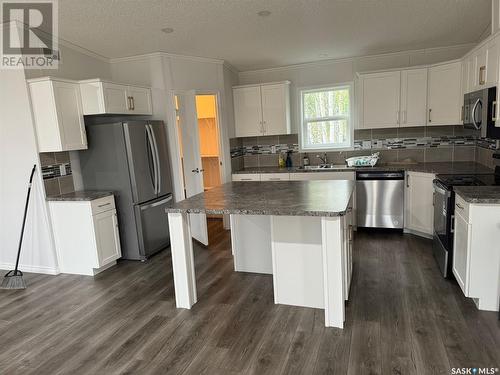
[{"x1": 316, "y1": 153, "x2": 328, "y2": 165}]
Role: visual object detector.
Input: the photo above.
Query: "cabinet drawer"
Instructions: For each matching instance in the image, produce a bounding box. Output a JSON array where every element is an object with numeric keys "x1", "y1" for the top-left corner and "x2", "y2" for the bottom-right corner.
[
  {"x1": 91, "y1": 195, "x2": 116, "y2": 215},
  {"x1": 454, "y1": 195, "x2": 469, "y2": 220},
  {"x1": 232, "y1": 174, "x2": 261, "y2": 181},
  {"x1": 260, "y1": 173, "x2": 290, "y2": 181}
]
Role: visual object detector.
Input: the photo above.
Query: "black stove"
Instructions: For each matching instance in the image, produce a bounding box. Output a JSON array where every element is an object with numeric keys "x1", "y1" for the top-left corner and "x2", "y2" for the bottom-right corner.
[{"x1": 432, "y1": 165, "x2": 500, "y2": 278}]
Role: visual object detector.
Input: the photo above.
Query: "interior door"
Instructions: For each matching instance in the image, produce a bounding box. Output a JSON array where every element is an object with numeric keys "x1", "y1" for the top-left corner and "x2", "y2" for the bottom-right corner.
[{"x1": 176, "y1": 91, "x2": 209, "y2": 245}]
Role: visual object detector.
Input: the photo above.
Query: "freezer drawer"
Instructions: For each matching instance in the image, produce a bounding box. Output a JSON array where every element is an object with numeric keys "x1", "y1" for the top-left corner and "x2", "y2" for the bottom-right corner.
[{"x1": 134, "y1": 194, "x2": 173, "y2": 258}]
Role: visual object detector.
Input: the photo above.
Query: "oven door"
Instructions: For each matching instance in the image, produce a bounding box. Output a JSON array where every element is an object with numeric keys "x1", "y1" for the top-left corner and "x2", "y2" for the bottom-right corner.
[{"x1": 432, "y1": 181, "x2": 452, "y2": 277}]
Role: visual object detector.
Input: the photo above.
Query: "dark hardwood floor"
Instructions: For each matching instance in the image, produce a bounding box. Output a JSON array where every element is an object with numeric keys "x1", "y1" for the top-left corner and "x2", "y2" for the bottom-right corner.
[{"x1": 0, "y1": 219, "x2": 498, "y2": 374}]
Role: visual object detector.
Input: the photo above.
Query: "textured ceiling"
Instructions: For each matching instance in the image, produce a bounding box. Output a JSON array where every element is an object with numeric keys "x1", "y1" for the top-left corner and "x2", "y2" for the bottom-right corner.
[{"x1": 58, "y1": 0, "x2": 491, "y2": 71}]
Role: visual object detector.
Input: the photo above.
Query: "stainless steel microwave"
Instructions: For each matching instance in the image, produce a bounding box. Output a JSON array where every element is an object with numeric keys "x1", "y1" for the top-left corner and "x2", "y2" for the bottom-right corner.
[{"x1": 463, "y1": 87, "x2": 500, "y2": 139}]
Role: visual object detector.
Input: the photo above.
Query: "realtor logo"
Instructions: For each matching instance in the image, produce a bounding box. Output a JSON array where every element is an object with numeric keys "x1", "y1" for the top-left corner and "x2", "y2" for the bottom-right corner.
[{"x1": 1, "y1": 0, "x2": 58, "y2": 69}]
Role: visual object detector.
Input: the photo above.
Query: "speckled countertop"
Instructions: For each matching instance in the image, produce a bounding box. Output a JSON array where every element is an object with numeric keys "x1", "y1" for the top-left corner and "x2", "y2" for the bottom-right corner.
[
  {"x1": 166, "y1": 180, "x2": 355, "y2": 217},
  {"x1": 453, "y1": 186, "x2": 500, "y2": 204},
  {"x1": 233, "y1": 162, "x2": 493, "y2": 175},
  {"x1": 46, "y1": 191, "x2": 113, "y2": 201}
]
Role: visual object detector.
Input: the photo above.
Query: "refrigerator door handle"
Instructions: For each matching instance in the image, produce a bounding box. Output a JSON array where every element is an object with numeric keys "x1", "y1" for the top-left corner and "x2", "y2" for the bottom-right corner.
[
  {"x1": 149, "y1": 124, "x2": 161, "y2": 195},
  {"x1": 145, "y1": 125, "x2": 158, "y2": 194},
  {"x1": 140, "y1": 195, "x2": 173, "y2": 211}
]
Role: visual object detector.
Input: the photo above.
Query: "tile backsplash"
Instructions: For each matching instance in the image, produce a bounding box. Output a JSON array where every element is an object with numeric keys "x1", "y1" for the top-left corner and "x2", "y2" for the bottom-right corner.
[
  {"x1": 230, "y1": 125, "x2": 500, "y2": 171},
  {"x1": 40, "y1": 152, "x2": 74, "y2": 196}
]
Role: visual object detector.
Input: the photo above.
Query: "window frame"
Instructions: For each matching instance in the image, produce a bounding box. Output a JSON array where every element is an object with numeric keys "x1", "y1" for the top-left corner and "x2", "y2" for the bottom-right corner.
[{"x1": 299, "y1": 82, "x2": 354, "y2": 152}]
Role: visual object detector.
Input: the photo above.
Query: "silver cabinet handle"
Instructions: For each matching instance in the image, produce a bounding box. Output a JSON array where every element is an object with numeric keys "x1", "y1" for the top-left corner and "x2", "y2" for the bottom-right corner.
[
  {"x1": 428, "y1": 108, "x2": 432, "y2": 123},
  {"x1": 492, "y1": 101, "x2": 498, "y2": 122},
  {"x1": 479, "y1": 66, "x2": 486, "y2": 85},
  {"x1": 455, "y1": 203, "x2": 464, "y2": 210},
  {"x1": 130, "y1": 96, "x2": 135, "y2": 110},
  {"x1": 461, "y1": 105, "x2": 464, "y2": 122},
  {"x1": 348, "y1": 224, "x2": 353, "y2": 242},
  {"x1": 98, "y1": 202, "x2": 111, "y2": 208},
  {"x1": 406, "y1": 174, "x2": 410, "y2": 188}
]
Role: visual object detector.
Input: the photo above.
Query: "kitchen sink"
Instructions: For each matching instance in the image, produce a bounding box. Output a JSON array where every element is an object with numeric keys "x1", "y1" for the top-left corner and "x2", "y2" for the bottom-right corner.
[{"x1": 297, "y1": 164, "x2": 350, "y2": 170}]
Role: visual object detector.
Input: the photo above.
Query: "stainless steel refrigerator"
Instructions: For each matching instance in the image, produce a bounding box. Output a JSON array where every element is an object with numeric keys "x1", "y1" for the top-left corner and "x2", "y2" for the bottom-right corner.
[{"x1": 79, "y1": 118, "x2": 173, "y2": 260}]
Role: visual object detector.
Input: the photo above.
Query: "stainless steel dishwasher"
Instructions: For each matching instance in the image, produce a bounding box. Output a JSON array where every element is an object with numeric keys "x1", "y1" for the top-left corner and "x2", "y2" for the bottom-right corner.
[{"x1": 356, "y1": 170, "x2": 405, "y2": 229}]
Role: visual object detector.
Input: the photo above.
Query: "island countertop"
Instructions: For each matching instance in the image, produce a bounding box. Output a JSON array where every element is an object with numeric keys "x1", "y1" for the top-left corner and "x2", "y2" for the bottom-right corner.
[{"x1": 166, "y1": 180, "x2": 355, "y2": 217}]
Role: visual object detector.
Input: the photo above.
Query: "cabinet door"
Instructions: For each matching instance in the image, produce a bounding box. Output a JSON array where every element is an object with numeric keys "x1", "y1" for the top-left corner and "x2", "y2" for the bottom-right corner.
[
  {"x1": 233, "y1": 86, "x2": 263, "y2": 137},
  {"x1": 473, "y1": 45, "x2": 487, "y2": 90},
  {"x1": 53, "y1": 81, "x2": 87, "y2": 150},
  {"x1": 486, "y1": 39, "x2": 499, "y2": 87},
  {"x1": 102, "y1": 82, "x2": 130, "y2": 114},
  {"x1": 127, "y1": 86, "x2": 152, "y2": 115},
  {"x1": 453, "y1": 211, "x2": 471, "y2": 295},
  {"x1": 361, "y1": 71, "x2": 401, "y2": 128},
  {"x1": 405, "y1": 172, "x2": 434, "y2": 235},
  {"x1": 400, "y1": 68, "x2": 427, "y2": 127},
  {"x1": 261, "y1": 83, "x2": 290, "y2": 135},
  {"x1": 93, "y1": 210, "x2": 122, "y2": 267},
  {"x1": 427, "y1": 62, "x2": 461, "y2": 126}
]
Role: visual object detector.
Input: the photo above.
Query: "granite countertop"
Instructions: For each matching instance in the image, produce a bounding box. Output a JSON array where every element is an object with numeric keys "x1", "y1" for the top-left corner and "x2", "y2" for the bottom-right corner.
[
  {"x1": 46, "y1": 191, "x2": 114, "y2": 201},
  {"x1": 166, "y1": 180, "x2": 355, "y2": 217},
  {"x1": 453, "y1": 186, "x2": 500, "y2": 204},
  {"x1": 233, "y1": 162, "x2": 493, "y2": 175}
]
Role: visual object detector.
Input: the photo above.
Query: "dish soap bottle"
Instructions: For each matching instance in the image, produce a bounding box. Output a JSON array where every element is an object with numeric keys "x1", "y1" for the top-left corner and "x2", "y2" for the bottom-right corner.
[
  {"x1": 285, "y1": 151, "x2": 293, "y2": 168},
  {"x1": 278, "y1": 152, "x2": 285, "y2": 168}
]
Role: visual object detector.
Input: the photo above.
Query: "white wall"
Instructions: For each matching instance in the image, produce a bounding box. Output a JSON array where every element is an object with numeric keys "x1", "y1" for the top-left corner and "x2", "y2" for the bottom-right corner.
[
  {"x1": 109, "y1": 54, "x2": 236, "y2": 203},
  {"x1": 238, "y1": 44, "x2": 473, "y2": 133},
  {"x1": 0, "y1": 25, "x2": 58, "y2": 274},
  {"x1": 0, "y1": 24, "x2": 112, "y2": 275}
]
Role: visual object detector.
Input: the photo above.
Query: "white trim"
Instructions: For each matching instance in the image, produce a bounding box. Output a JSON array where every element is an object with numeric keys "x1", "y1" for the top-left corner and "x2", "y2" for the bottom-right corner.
[
  {"x1": 298, "y1": 82, "x2": 354, "y2": 152},
  {"x1": 232, "y1": 80, "x2": 291, "y2": 89},
  {"x1": 109, "y1": 51, "x2": 225, "y2": 65},
  {"x1": 239, "y1": 43, "x2": 477, "y2": 75},
  {"x1": 0, "y1": 263, "x2": 59, "y2": 275}
]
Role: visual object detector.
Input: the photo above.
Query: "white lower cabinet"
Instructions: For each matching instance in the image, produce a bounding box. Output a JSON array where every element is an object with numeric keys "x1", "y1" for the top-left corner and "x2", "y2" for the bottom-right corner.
[
  {"x1": 49, "y1": 195, "x2": 122, "y2": 276},
  {"x1": 232, "y1": 173, "x2": 261, "y2": 181},
  {"x1": 260, "y1": 173, "x2": 290, "y2": 181},
  {"x1": 404, "y1": 171, "x2": 435, "y2": 236},
  {"x1": 452, "y1": 195, "x2": 500, "y2": 311}
]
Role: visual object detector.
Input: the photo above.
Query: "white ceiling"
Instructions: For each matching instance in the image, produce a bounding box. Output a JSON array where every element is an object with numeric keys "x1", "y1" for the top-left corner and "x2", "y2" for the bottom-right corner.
[{"x1": 58, "y1": 0, "x2": 491, "y2": 71}]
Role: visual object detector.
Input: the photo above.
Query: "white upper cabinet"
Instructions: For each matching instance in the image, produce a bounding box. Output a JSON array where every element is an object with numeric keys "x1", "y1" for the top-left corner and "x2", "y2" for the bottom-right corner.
[
  {"x1": 427, "y1": 61, "x2": 462, "y2": 126},
  {"x1": 261, "y1": 83, "x2": 291, "y2": 136},
  {"x1": 28, "y1": 77, "x2": 87, "y2": 152},
  {"x1": 400, "y1": 68, "x2": 428, "y2": 127},
  {"x1": 463, "y1": 35, "x2": 499, "y2": 94},
  {"x1": 80, "y1": 79, "x2": 152, "y2": 115},
  {"x1": 360, "y1": 71, "x2": 401, "y2": 129},
  {"x1": 233, "y1": 81, "x2": 291, "y2": 137},
  {"x1": 233, "y1": 85, "x2": 263, "y2": 137}
]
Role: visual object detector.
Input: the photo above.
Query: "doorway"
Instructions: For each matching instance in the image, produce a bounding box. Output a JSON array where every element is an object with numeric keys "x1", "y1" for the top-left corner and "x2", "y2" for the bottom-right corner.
[{"x1": 173, "y1": 92, "x2": 223, "y2": 246}]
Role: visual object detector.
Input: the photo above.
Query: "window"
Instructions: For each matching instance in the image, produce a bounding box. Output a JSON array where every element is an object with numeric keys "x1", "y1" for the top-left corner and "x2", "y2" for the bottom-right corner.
[{"x1": 300, "y1": 85, "x2": 352, "y2": 151}]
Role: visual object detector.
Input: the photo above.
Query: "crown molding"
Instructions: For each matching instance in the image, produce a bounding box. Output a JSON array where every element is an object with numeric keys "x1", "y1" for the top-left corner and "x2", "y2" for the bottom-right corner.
[
  {"x1": 238, "y1": 42, "x2": 477, "y2": 76},
  {"x1": 109, "y1": 51, "x2": 225, "y2": 65}
]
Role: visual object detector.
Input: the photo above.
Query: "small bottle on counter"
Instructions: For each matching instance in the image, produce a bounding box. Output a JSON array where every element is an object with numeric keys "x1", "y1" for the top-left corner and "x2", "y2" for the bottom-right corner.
[
  {"x1": 303, "y1": 154, "x2": 310, "y2": 167},
  {"x1": 285, "y1": 151, "x2": 293, "y2": 168},
  {"x1": 278, "y1": 152, "x2": 285, "y2": 168}
]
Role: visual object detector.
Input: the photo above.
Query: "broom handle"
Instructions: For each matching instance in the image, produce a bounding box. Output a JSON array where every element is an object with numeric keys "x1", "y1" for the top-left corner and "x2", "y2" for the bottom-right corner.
[{"x1": 14, "y1": 165, "x2": 37, "y2": 273}]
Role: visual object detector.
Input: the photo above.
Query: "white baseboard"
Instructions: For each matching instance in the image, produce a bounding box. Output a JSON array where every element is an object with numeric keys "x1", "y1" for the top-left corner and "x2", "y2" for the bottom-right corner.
[{"x1": 0, "y1": 263, "x2": 59, "y2": 275}]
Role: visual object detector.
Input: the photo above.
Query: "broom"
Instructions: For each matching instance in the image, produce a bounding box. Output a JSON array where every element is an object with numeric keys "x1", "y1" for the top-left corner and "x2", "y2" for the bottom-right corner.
[{"x1": 1, "y1": 164, "x2": 37, "y2": 290}]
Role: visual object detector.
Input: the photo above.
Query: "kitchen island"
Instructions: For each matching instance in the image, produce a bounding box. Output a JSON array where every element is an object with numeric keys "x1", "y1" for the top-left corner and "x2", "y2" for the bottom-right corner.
[{"x1": 166, "y1": 180, "x2": 355, "y2": 329}]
